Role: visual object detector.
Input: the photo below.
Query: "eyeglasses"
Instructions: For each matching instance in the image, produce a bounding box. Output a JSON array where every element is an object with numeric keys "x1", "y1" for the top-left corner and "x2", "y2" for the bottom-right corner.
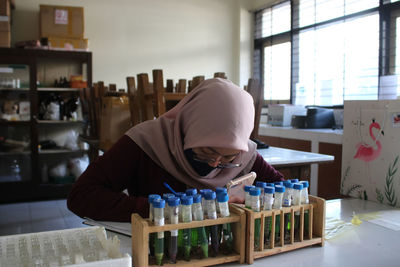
[{"x1": 192, "y1": 148, "x2": 242, "y2": 169}]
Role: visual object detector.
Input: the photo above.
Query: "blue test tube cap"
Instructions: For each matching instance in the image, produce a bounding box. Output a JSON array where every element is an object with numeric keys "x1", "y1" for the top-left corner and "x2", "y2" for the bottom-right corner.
[
  {"x1": 185, "y1": 188, "x2": 197, "y2": 196},
  {"x1": 275, "y1": 185, "x2": 285, "y2": 193},
  {"x1": 162, "y1": 193, "x2": 175, "y2": 201},
  {"x1": 181, "y1": 195, "x2": 193, "y2": 205},
  {"x1": 264, "y1": 186, "x2": 275, "y2": 194},
  {"x1": 175, "y1": 192, "x2": 186, "y2": 199},
  {"x1": 193, "y1": 194, "x2": 202, "y2": 203},
  {"x1": 249, "y1": 187, "x2": 261, "y2": 196},
  {"x1": 283, "y1": 181, "x2": 294, "y2": 188},
  {"x1": 291, "y1": 179, "x2": 299, "y2": 183},
  {"x1": 148, "y1": 194, "x2": 161, "y2": 204},
  {"x1": 244, "y1": 185, "x2": 255, "y2": 192},
  {"x1": 217, "y1": 192, "x2": 229, "y2": 203},
  {"x1": 300, "y1": 181, "x2": 309, "y2": 188},
  {"x1": 153, "y1": 198, "x2": 165, "y2": 209},
  {"x1": 167, "y1": 196, "x2": 180, "y2": 207},
  {"x1": 216, "y1": 187, "x2": 227, "y2": 195},
  {"x1": 266, "y1": 183, "x2": 274, "y2": 187},
  {"x1": 293, "y1": 183, "x2": 304, "y2": 190},
  {"x1": 256, "y1": 181, "x2": 267, "y2": 188},
  {"x1": 274, "y1": 181, "x2": 283, "y2": 186},
  {"x1": 200, "y1": 189, "x2": 212, "y2": 197},
  {"x1": 204, "y1": 191, "x2": 216, "y2": 200}
]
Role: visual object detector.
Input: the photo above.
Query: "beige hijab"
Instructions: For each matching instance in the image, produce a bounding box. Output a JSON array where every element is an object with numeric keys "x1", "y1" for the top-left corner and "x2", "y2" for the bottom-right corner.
[{"x1": 126, "y1": 78, "x2": 257, "y2": 189}]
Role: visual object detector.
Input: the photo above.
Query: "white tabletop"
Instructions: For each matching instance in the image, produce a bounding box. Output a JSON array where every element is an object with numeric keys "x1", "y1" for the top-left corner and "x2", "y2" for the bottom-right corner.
[
  {"x1": 222, "y1": 198, "x2": 400, "y2": 267},
  {"x1": 115, "y1": 198, "x2": 399, "y2": 267},
  {"x1": 258, "y1": 146, "x2": 334, "y2": 167}
]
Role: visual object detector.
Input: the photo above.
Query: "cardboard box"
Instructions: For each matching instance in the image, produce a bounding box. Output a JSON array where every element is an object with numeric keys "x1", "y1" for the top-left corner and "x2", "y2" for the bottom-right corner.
[
  {"x1": 47, "y1": 36, "x2": 88, "y2": 50},
  {"x1": 40, "y1": 5, "x2": 84, "y2": 39},
  {"x1": 0, "y1": 19, "x2": 10, "y2": 31},
  {"x1": 0, "y1": 0, "x2": 10, "y2": 16},
  {"x1": 0, "y1": 30, "x2": 10, "y2": 47}
]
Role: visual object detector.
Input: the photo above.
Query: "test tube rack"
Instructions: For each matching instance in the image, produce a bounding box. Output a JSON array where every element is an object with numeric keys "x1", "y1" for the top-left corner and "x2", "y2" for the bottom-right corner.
[
  {"x1": 235, "y1": 195, "x2": 325, "y2": 264},
  {"x1": 131, "y1": 204, "x2": 246, "y2": 267}
]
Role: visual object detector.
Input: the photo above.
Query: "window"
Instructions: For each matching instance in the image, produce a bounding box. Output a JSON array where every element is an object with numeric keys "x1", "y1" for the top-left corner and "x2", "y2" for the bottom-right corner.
[{"x1": 254, "y1": 0, "x2": 400, "y2": 105}]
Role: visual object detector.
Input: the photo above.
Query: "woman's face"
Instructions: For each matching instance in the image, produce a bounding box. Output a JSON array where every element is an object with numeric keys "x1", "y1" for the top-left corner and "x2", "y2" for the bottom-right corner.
[{"x1": 191, "y1": 147, "x2": 241, "y2": 168}]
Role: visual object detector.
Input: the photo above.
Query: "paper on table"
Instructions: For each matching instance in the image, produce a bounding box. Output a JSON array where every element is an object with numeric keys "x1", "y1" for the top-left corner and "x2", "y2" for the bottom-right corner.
[
  {"x1": 83, "y1": 218, "x2": 132, "y2": 236},
  {"x1": 368, "y1": 210, "x2": 400, "y2": 231}
]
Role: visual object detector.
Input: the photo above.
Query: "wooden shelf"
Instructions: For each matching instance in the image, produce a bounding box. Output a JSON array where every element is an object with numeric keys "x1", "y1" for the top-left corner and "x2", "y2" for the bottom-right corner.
[
  {"x1": 0, "y1": 151, "x2": 30, "y2": 156},
  {"x1": 39, "y1": 149, "x2": 87, "y2": 155},
  {"x1": 0, "y1": 120, "x2": 30, "y2": 126},
  {"x1": 0, "y1": 88, "x2": 29, "y2": 91},
  {"x1": 37, "y1": 87, "x2": 82, "y2": 92},
  {"x1": 37, "y1": 120, "x2": 84, "y2": 125}
]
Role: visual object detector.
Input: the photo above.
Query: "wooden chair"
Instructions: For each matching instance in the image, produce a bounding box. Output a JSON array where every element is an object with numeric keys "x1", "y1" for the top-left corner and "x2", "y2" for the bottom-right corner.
[
  {"x1": 245, "y1": 78, "x2": 269, "y2": 149},
  {"x1": 127, "y1": 73, "x2": 155, "y2": 125},
  {"x1": 214, "y1": 72, "x2": 227, "y2": 79},
  {"x1": 189, "y1": 75, "x2": 205, "y2": 92},
  {"x1": 152, "y1": 69, "x2": 187, "y2": 116}
]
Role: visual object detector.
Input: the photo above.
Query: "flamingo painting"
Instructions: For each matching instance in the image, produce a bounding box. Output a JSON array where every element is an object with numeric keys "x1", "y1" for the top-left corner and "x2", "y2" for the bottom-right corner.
[{"x1": 354, "y1": 119, "x2": 384, "y2": 162}]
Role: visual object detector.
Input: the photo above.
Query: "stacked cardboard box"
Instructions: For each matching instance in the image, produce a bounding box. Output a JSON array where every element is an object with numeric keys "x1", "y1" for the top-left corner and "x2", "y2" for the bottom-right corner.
[
  {"x1": 0, "y1": 0, "x2": 10, "y2": 47},
  {"x1": 39, "y1": 5, "x2": 88, "y2": 50}
]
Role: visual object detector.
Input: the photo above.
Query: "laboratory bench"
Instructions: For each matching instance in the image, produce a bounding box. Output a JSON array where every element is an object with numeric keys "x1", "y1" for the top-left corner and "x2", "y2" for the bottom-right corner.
[{"x1": 258, "y1": 124, "x2": 343, "y2": 200}]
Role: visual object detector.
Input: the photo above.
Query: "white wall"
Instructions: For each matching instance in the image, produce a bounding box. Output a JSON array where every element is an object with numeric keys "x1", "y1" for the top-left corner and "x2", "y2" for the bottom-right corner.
[{"x1": 11, "y1": 0, "x2": 257, "y2": 89}]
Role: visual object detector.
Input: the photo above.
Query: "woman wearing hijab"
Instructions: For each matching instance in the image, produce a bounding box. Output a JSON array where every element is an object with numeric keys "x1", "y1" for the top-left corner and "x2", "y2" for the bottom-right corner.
[{"x1": 67, "y1": 78, "x2": 283, "y2": 222}]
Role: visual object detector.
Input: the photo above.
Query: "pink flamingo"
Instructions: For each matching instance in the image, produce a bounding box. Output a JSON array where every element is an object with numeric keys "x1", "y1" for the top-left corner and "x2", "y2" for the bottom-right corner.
[{"x1": 354, "y1": 119, "x2": 384, "y2": 162}]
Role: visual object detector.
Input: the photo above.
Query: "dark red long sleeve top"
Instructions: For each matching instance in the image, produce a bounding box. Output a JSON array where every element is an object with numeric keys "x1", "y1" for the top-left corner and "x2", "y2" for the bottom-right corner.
[{"x1": 67, "y1": 135, "x2": 284, "y2": 222}]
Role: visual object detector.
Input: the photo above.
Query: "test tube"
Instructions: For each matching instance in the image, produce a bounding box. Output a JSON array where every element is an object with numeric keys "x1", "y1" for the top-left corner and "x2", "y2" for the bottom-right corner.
[
  {"x1": 274, "y1": 181, "x2": 283, "y2": 186},
  {"x1": 256, "y1": 181, "x2": 267, "y2": 207},
  {"x1": 167, "y1": 197, "x2": 180, "y2": 263},
  {"x1": 204, "y1": 191, "x2": 219, "y2": 257},
  {"x1": 181, "y1": 195, "x2": 193, "y2": 261},
  {"x1": 153, "y1": 198, "x2": 166, "y2": 266},
  {"x1": 283, "y1": 181, "x2": 294, "y2": 244},
  {"x1": 217, "y1": 192, "x2": 233, "y2": 254},
  {"x1": 163, "y1": 193, "x2": 175, "y2": 223},
  {"x1": 244, "y1": 185, "x2": 255, "y2": 209},
  {"x1": 249, "y1": 187, "x2": 261, "y2": 250},
  {"x1": 263, "y1": 186, "x2": 275, "y2": 247},
  {"x1": 175, "y1": 191, "x2": 186, "y2": 255},
  {"x1": 300, "y1": 181, "x2": 310, "y2": 239},
  {"x1": 291, "y1": 179, "x2": 299, "y2": 183},
  {"x1": 192, "y1": 194, "x2": 208, "y2": 258},
  {"x1": 273, "y1": 185, "x2": 285, "y2": 245},
  {"x1": 200, "y1": 189, "x2": 212, "y2": 216},
  {"x1": 148, "y1": 194, "x2": 161, "y2": 256},
  {"x1": 293, "y1": 183, "x2": 303, "y2": 241}
]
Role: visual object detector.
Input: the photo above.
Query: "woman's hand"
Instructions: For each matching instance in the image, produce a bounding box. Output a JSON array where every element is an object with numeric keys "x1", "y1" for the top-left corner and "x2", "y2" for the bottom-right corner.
[{"x1": 228, "y1": 194, "x2": 245, "y2": 204}]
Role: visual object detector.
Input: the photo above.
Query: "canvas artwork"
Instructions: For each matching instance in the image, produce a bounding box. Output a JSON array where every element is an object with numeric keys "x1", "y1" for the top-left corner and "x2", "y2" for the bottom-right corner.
[{"x1": 341, "y1": 100, "x2": 400, "y2": 207}]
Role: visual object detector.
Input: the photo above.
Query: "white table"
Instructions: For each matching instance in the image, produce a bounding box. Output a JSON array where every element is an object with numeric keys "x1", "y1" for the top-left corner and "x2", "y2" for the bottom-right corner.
[
  {"x1": 258, "y1": 147, "x2": 334, "y2": 194},
  {"x1": 116, "y1": 198, "x2": 400, "y2": 267}
]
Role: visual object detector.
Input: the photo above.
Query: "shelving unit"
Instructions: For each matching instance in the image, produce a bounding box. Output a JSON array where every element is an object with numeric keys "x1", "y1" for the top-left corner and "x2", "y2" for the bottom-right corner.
[{"x1": 0, "y1": 48, "x2": 92, "y2": 203}]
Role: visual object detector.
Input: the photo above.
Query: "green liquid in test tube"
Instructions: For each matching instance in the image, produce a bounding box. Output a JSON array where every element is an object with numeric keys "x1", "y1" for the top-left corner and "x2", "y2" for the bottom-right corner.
[
  {"x1": 205, "y1": 191, "x2": 219, "y2": 257},
  {"x1": 273, "y1": 185, "x2": 285, "y2": 245},
  {"x1": 186, "y1": 189, "x2": 198, "y2": 250},
  {"x1": 153, "y1": 198, "x2": 165, "y2": 266},
  {"x1": 181, "y1": 195, "x2": 193, "y2": 261},
  {"x1": 162, "y1": 193, "x2": 175, "y2": 256},
  {"x1": 250, "y1": 187, "x2": 261, "y2": 250},
  {"x1": 262, "y1": 186, "x2": 275, "y2": 248},
  {"x1": 148, "y1": 194, "x2": 161, "y2": 256},
  {"x1": 167, "y1": 197, "x2": 180, "y2": 263},
  {"x1": 192, "y1": 194, "x2": 208, "y2": 258},
  {"x1": 217, "y1": 192, "x2": 233, "y2": 254},
  {"x1": 292, "y1": 183, "x2": 304, "y2": 242},
  {"x1": 174, "y1": 192, "x2": 186, "y2": 257},
  {"x1": 300, "y1": 181, "x2": 310, "y2": 239}
]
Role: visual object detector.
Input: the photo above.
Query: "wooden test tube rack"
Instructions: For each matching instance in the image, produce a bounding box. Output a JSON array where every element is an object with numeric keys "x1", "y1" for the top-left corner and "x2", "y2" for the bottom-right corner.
[
  {"x1": 235, "y1": 195, "x2": 325, "y2": 264},
  {"x1": 131, "y1": 204, "x2": 246, "y2": 267}
]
